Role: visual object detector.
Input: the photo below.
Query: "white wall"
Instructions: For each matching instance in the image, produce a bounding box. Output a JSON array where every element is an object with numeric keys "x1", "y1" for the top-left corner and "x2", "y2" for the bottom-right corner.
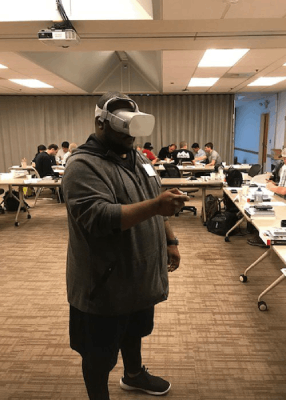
[
  {"x1": 234, "y1": 94, "x2": 277, "y2": 171},
  {"x1": 275, "y1": 91, "x2": 286, "y2": 149}
]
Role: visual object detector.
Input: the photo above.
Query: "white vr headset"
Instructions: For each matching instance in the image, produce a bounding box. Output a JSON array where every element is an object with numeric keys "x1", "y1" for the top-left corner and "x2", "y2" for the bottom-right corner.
[{"x1": 95, "y1": 96, "x2": 155, "y2": 137}]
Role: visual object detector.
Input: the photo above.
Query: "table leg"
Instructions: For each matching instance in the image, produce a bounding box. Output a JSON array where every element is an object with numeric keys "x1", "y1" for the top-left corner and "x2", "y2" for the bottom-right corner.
[
  {"x1": 201, "y1": 187, "x2": 206, "y2": 224},
  {"x1": 258, "y1": 273, "x2": 286, "y2": 303},
  {"x1": 15, "y1": 186, "x2": 31, "y2": 226},
  {"x1": 240, "y1": 248, "x2": 272, "y2": 282},
  {"x1": 225, "y1": 216, "x2": 245, "y2": 242}
]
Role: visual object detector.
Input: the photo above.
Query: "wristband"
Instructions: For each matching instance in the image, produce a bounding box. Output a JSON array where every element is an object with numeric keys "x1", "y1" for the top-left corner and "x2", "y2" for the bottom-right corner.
[{"x1": 167, "y1": 237, "x2": 179, "y2": 246}]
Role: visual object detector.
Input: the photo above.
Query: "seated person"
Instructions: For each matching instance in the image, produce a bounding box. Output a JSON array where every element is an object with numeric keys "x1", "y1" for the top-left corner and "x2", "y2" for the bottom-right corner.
[
  {"x1": 32, "y1": 144, "x2": 46, "y2": 166},
  {"x1": 269, "y1": 158, "x2": 284, "y2": 184},
  {"x1": 56, "y1": 141, "x2": 69, "y2": 164},
  {"x1": 266, "y1": 148, "x2": 286, "y2": 198},
  {"x1": 204, "y1": 142, "x2": 222, "y2": 167},
  {"x1": 35, "y1": 144, "x2": 59, "y2": 178},
  {"x1": 248, "y1": 148, "x2": 286, "y2": 248},
  {"x1": 135, "y1": 144, "x2": 144, "y2": 154},
  {"x1": 142, "y1": 142, "x2": 159, "y2": 165},
  {"x1": 172, "y1": 141, "x2": 194, "y2": 165},
  {"x1": 191, "y1": 143, "x2": 206, "y2": 163},
  {"x1": 158, "y1": 143, "x2": 177, "y2": 160},
  {"x1": 62, "y1": 143, "x2": 78, "y2": 165}
]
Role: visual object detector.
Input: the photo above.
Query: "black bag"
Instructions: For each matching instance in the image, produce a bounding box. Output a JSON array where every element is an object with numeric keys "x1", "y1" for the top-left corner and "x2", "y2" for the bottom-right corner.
[
  {"x1": 223, "y1": 191, "x2": 239, "y2": 213},
  {"x1": 203, "y1": 194, "x2": 221, "y2": 223},
  {"x1": 207, "y1": 211, "x2": 238, "y2": 236},
  {"x1": 3, "y1": 190, "x2": 29, "y2": 212},
  {"x1": 3, "y1": 190, "x2": 20, "y2": 211},
  {"x1": 225, "y1": 167, "x2": 243, "y2": 187}
]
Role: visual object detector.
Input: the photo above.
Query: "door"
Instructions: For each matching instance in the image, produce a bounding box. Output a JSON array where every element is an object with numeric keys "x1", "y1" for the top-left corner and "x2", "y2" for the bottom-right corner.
[{"x1": 259, "y1": 113, "x2": 269, "y2": 173}]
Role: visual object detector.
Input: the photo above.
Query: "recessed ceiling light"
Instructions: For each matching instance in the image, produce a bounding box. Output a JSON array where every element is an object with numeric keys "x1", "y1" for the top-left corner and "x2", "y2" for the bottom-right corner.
[
  {"x1": 9, "y1": 79, "x2": 54, "y2": 88},
  {"x1": 283, "y1": 63, "x2": 286, "y2": 66},
  {"x1": 223, "y1": 0, "x2": 240, "y2": 4},
  {"x1": 188, "y1": 78, "x2": 219, "y2": 87},
  {"x1": 198, "y1": 49, "x2": 249, "y2": 67},
  {"x1": 248, "y1": 77, "x2": 286, "y2": 87},
  {"x1": 0, "y1": 64, "x2": 8, "y2": 69}
]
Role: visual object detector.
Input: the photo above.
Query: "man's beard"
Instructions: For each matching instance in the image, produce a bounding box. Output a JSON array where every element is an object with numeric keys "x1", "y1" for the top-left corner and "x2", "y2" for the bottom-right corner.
[{"x1": 104, "y1": 124, "x2": 135, "y2": 155}]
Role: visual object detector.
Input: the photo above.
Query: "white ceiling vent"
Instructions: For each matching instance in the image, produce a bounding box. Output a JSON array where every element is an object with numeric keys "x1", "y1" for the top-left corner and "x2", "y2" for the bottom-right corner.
[{"x1": 222, "y1": 72, "x2": 255, "y2": 79}]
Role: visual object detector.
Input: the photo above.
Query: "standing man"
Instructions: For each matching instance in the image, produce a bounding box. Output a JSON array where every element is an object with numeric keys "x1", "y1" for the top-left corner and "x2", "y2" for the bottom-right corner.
[
  {"x1": 204, "y1": 142, "x2": 222, "y2": 167},
  {"x1": 62, "y1": 91, "x2": 189, "y2": 400},
  {"x1": 172, "y1": 141, "x2": 194, "y2": 165},
  {"x1": 35, "y1": 143, "x2": 58, "y2": 177},
  {"x1": 191, "y1": 143, "x2": 206, "y2": 163}
]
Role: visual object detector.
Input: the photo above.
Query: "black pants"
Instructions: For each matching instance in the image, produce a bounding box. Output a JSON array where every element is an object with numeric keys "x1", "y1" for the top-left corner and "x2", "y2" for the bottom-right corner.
[{"x1": 69, "y1": 305, "x2": 154, "y2": 400}]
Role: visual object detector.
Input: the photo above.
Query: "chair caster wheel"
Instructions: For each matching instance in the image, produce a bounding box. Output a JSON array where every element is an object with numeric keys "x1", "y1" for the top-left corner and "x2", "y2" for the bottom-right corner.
[
  {"x1": 15, "y1": 222, "x2": 19, "y2": 227},
  {"x1": 258, "y1": 301, "x2": 267, "y2": 311},
  {"x1": 240, "y1": 274, "x2": 247, "y2": 283},
  {"x1": 225, "y1": 237, "x2": 230, "y2": 242},
  {"x1": 27, "y1": 214, "x2": 31, "y2": 219}
]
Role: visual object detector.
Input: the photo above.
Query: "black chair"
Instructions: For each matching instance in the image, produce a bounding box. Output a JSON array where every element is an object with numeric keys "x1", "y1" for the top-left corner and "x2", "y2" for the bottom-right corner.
[
  {"x1": 163, "y1": 164, "x2": 198, "y2": 216},
  {"x1": 248, "y1": 164, "x2": 261, "y2": 177},
  {"x1": 0, "y1": 188, "x2": 5, "y2": 214}
]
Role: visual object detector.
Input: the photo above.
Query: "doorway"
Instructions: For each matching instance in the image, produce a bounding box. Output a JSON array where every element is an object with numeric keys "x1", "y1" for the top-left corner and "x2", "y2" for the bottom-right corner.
[{"x1": 259, "y1": 113, "x2": 269, "y2": 173}]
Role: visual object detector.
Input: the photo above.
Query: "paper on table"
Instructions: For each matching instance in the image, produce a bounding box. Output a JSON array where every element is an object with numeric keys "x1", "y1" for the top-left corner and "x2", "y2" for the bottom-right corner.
[
  {"x1": 268, "y1": 202, "x2": 286, "y2": 206},
  {"x1": 24, "y1": 178, "x2": 42, "y2": 184}
]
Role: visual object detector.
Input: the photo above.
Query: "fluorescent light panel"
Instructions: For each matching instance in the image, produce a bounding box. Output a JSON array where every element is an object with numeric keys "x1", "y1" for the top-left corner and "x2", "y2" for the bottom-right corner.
[
  {"x1": 248, "y1": 77, "x2": 286, "y2": 87},
  {"x1": 0, "y1": 64, "x2": 8, "y2": 69},
  {"x1": 188, "y1": 78, "x2": 219, "y2": 87},
  {"x1": 9, "y1": 79, "x2": 54, "y2": 88},
  {"x1": 199, "y1": 49, "x2": 249, "y2": 67}
]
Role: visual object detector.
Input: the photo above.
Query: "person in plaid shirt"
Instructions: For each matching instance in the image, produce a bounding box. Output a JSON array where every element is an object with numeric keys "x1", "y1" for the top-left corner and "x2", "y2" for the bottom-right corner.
[{"x1": 267, "y1": 148, "x2": 286, "y2": 197}]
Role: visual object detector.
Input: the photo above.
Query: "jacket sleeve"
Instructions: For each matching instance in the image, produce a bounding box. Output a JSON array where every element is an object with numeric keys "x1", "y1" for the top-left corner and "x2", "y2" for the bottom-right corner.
[{"x1": 62, "y1": 157, "x2": 122, "y2": 238}]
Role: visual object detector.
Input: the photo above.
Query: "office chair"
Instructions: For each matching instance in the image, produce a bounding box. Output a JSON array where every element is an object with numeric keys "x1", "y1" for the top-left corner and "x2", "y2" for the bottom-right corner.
[
  {"x1": 248, "y1": 164, "x2": 261, "y2": 177},
  {"x1": 0, "y1": 188, "x2": 5, "y2": 214},
  {"x1": 163, "y1": 164, "x2": 198, "y2": 216}
]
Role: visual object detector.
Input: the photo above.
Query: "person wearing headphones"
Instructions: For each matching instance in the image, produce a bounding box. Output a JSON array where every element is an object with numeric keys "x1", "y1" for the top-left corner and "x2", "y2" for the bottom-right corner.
[{"x1": 62, "y1": 91, "x2": 189, "y2": 400}]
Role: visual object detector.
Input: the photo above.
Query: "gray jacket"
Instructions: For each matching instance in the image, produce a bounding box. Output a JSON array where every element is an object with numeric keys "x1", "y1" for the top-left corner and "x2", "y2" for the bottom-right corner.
[{"x1": 62, "y1": 134, "x2": 169, "y2": 315}]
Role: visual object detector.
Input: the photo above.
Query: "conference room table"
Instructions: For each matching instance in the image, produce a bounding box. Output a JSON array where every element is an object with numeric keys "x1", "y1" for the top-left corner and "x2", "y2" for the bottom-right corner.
[
  {"x1": 9, "y1": 165, "x2": 40, "y2": 177},
  {"x1": 160, "y1": 176, "x2": 224, "y2": 223},
  {"x1": 155, "y1": 163, "x2": 251, "y2": 176},
  {"x1": 223, "y1": 186, "x2": 286, "y2": 310},
  {"x1": 0, "y1": 176, "x2": 62, "y2": 226}
]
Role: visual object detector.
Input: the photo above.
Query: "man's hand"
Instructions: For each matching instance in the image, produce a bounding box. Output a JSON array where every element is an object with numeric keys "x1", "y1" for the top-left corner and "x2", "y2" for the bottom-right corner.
[
  {"x1": 266, "y1": 181, "x2": 277, "y2": 192},
  {"x1": 167, "y1": 245, "x2": 180, "y2": 272},
  {"x1": 156, "y1": 189, "x2": 190, "y2": 216}
]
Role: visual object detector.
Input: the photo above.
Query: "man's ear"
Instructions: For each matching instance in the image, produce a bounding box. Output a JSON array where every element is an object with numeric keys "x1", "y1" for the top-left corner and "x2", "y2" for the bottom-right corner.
[{"x1": 95, "y1": 116, "x2": 104, "y2": 130}]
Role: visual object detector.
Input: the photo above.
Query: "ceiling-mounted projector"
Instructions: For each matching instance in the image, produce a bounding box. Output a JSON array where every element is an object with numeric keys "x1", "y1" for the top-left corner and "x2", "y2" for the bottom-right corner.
[{"x1": 38, "y1": 28, "x2": 80, "y2": 48}]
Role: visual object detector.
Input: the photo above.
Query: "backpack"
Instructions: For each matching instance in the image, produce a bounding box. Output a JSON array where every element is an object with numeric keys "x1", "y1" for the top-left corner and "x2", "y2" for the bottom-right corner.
[
  {"x1": 225, "y1": 167, "x2": 243, "y2": 187},
  {"x1": 207, "y1": 210, "x2": 238, "y2": 236},
  {"x1": 3, "y1": 190, "x2": 20, "y2": 211},
  {"x1": 3, "y1": 190, "x2": 29, "y2": 212},
  {"x1": 203, "y1": 194, "x2": 221, "y2": 223}
]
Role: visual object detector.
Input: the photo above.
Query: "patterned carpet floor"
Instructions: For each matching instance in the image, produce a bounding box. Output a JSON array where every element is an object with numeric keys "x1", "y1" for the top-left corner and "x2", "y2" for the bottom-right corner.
[{"x1": 0, "y1": 188, "x2": 286, "y2": 399}]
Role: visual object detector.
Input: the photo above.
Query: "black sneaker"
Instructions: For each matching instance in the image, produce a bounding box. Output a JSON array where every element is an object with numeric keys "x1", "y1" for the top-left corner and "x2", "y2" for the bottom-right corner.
[
  {"x1": 120, "y1": 366, "x2": 171, "y2": 396},
  {"x1": 247, "y1": 237, "x2": 269, "y2": 248}
]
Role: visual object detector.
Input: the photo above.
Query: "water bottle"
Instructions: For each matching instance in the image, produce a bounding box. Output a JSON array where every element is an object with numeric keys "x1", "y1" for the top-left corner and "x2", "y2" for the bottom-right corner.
[
  {"x1": 254, "y1": 187, "x2": 263, "y2": 202},
  {"x1": 218, "y1": 165, "x2": 224, "y2": 176},
  {"x1": 21, "y1": 158, "x2": 27, "y2": 168}
]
